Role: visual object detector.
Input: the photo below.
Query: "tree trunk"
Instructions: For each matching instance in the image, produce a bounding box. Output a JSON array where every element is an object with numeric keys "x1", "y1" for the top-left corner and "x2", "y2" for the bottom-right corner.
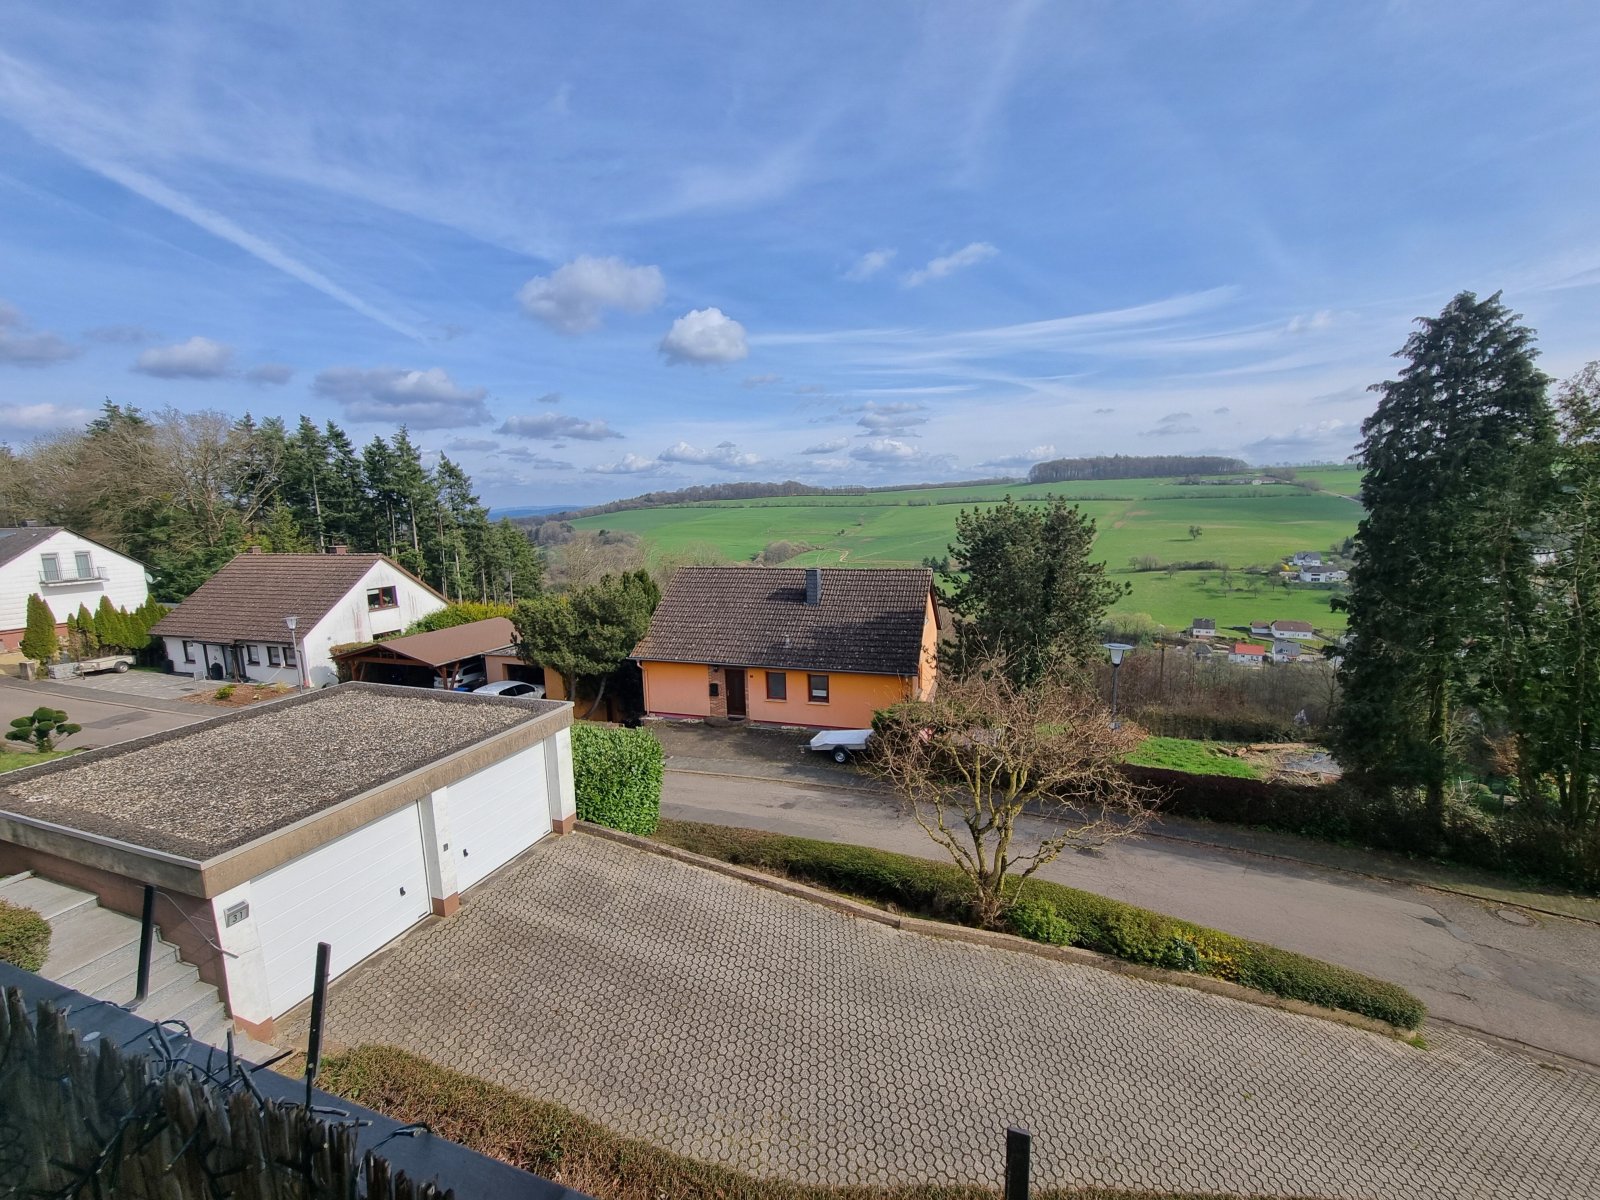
[{"x1": 583, "y1": 674, "x2": 610, "y2": 720}]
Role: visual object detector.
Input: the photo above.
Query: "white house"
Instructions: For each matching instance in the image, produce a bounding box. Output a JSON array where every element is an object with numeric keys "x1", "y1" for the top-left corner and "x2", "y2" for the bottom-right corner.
[
  {"x1": 0, "y1": 525, "x2": 150, "y2": 654},
  {"x1": 152, "y1": 550, "x2": 445, "y2": 687},
  {"x1": 0, "y1": 684, "x2": 576, "y2": 1044},
  {"x1": 1270, "y1": 619, "x2": 1316, "y2": 641},
  {"x1": 1189, "y1": 617, "x2": 1216, "y2": 639},
  {"x1": 1271, "y1": 638, "x2": 1303, "y2": 663},
  {"x1": 1291, "y1": 551, "x2": 1323, "y2": 566},
  {"x1": 1228, "y1": 642, "x2": 1267, "y2": 666},
  {"x1": 1249, "y1": 619, "x2": 1273, "y2": 637},
  {"x1": 1298, "y1": 566, "x2": 1349, "y2": 583}
]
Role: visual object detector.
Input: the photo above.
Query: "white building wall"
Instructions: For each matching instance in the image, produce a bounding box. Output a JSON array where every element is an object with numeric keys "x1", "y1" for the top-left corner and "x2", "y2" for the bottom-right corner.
[{"x1": 0, "y1": 530, "x2": 149, "y2": 646}]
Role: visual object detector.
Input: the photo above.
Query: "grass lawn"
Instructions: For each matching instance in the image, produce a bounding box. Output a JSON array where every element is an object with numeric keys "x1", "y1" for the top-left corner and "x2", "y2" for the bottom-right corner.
[
  {"x1": 571, "y1": 469, "x2": 1363, "y2": 634},
  {"x1": 1127, "y1": 736, "x2": 1260, "y2": 779},
  {"x1": 0, "y1": 750, "x2": 69, "y2": 773}
]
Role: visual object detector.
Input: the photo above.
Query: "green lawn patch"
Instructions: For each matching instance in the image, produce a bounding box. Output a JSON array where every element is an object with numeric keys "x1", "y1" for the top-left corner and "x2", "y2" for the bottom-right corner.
[
  {"x1": 1127, "y1": 737, "x2": 1260, "y2": 779},
  {"x1": 652, "y1": 820, "x2": 1424, "y2": 1030},
  {"x1": 318, "y1": 1043, "x2": 1232, "y2": 1199},
  {"x1": 0, "y1": 750, "x2": 69, "y2": 774}
]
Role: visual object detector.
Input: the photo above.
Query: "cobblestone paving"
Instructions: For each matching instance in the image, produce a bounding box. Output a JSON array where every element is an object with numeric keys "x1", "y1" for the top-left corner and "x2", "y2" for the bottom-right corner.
[{"x1": 316, "y1": 834, "x2": 1600, "y2": 1197}]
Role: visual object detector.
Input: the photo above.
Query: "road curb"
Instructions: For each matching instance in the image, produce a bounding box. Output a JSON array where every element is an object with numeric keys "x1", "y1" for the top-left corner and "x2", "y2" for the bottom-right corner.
[
  {"x1": 578, "y1": 822, "x2": 1413, "y2": 1045},
  {"x1": 663, "y1": 762, "x2": 1600, "y2": 928}
]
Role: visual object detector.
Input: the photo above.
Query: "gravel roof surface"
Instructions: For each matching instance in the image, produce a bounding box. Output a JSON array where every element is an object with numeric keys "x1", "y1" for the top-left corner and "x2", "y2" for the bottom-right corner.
[{"x1": 0, "y1": 689, "x2": 543, "y2": 860}]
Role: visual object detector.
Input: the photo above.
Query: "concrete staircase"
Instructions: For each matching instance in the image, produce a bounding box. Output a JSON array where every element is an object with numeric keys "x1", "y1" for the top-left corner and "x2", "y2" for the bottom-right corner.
[{"x1": 0, "y1": 872, "x2": 276, "y2": 1061}]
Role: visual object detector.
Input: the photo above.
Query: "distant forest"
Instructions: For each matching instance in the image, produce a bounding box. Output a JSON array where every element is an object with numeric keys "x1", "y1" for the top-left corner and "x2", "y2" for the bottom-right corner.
[
  {"x1": 1027, "y1": 455, "x2": 1250, "y2": 483},
  {"x1": 514, "y1": 477, "x2": 1021, "y2": 527}
]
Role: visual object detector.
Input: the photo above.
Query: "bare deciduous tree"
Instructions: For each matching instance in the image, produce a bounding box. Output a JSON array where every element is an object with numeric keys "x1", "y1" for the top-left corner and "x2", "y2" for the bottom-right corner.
[{"x1": 870, "y1": 663, "x2": 1151, "y2": 927}]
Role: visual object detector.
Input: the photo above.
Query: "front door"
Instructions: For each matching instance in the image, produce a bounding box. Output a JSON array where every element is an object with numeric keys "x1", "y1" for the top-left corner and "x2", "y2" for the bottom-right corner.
[{"x1": 725, "y1": 668, "x2": 747, "y2": 719}]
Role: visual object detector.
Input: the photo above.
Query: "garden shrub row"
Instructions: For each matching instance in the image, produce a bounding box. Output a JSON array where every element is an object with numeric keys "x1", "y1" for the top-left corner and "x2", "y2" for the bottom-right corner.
[
  {"x1": 1129, "y1": 765, "x2": 1599, "y2": 892},
  {"x1": 652, "y1": 820, "x2": 1425, "y2": 1030},
  {"x1": 0, "y1": 900, "x2": 51, "y2": 972},
  {"x1": 571, "y1": 723, "x2": 663, "y2": 835},
  {"x1": 319, "y1": 1044, "x2": 1195, "y2": 1200}
]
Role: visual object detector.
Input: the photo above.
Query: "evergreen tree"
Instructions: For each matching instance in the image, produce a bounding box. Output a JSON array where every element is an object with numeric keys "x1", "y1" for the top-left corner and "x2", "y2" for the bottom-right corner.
[
  {"x1": 94, "y1": 596, "x2": 126, "y2": 653},
  {"x1": 940, "y1": 495, "x2": 1129, "y2": 685},
  {"x1": 73, "y1": 604, "x2": 98, "y2": 658},
  {"x1": 20, "y1": 594, "x2": 58, "y2": 665},
  {"x1": 1335, "y1": 291, "x2": 1555, "y2": 821},
  {"x1": 321, "y1": 421, "x2": 364, "y2": 547}
]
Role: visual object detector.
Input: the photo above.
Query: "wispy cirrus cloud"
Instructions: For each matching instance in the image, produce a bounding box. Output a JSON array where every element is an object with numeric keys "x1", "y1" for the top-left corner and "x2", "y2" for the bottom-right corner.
[
  {"x1": 903, "y1": 241, "x2": 998, "y2": 287},
  {"x1": 844, "y1": 248, "x2": 895, "y2": 282}
]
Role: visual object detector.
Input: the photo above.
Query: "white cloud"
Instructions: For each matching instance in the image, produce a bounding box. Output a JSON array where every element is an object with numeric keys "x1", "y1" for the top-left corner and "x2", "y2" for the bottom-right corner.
[
  {"x1": 1143, "y1": 411, "x2": 1200, "y2": 437},
  {"x1": 133, "y1": 335, "x2": 234, "y2": 379},
  {"x1": 247, "y1": 362, "x2": 294, "y2": 385},
  {"x1": 499, "y1": 412, "x2": 624, "y2": 441},
  {"x1": 903, "y1": 241, "x2": 998, "y2": 287},
  {"x1": 314, "y1": 365, "x2": 491, "y2": 428},
  {"x1": 586, "y1": 453, "x2": 669, "y2": 475},
  {"x1": 658, "y1": 440, "x2": 762, "y2": 470},
  {"x1": 1245, "y1": 419, "x2": 1355, "y2": 461},
  {"x1": 846, "y1": 399, "x2": 927, "y2": 435},
  {"x1": 659, "y1": 307, "x2": 749, "y2": 365},
  {"x1": 0, "y1": 401, "x2": 94, "y2": 436},
  {"x1": 0, "y1": 302, "x2": 78, "y2": 367},
  {"x1": 501, "y1": 448, "x2": 575, "y2": 468},
  {"x1": 444, "y1": 437, "x2": 500, "y2": 452},
  {"x1": 1286, "y1": 310, "x2": 1336, "y2": 334},
  {"x1": 535, "y1": 391, "x2": 562, "y2": 404},
  {"x1": 742, "y1": 373, "x2": 781, "y2": 388},
  {"x1": 802, "y1": 438, "x2": 849, "y2": 454},
  {"x1": 976, "y1": 444, "x2": 1056, "y2": 469},
  {"x1": 851, "y1": 438, "x2": 924, "y2": 462},
  {"x1": 517, "y1": 256, "x2": 666, "y2": 334},
  {"x1": 844, "y1": 248, "x2": 895, "y2": 282},
  {"x1": 1213, "y1": 405, "x2": 1231, "y2": 415}
]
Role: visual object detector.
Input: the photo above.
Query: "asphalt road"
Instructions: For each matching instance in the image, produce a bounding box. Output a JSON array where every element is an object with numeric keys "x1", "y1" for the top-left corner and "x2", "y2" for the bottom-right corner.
[
  {"x1": 663, "y1": 769, "x2": 1600, "y2": 1066},
  {"x1": 0, "y1": 676, "x2": 208, "y2": 753}
]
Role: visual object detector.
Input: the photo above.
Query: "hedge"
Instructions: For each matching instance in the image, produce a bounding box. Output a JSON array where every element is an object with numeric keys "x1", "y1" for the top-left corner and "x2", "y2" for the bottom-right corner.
[
  {"x1": 572, "y1": 723, "x2": 663, "y2": 835},
  {"x1": 318, "y1": 1044, "x2": 1201, "y2": 1200},
  {"x1": 653, "y1": 821, "x2": 1425, "y2": 1029},
  {"x1": 1128, "y1": 765, "x2": 1600, "y2": 892},
  {"x1": 0, "y1": 900, "x2": 51, "y2": 972}
]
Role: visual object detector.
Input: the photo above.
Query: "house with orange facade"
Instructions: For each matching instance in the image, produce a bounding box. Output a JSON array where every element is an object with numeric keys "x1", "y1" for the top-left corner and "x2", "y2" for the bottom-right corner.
[{"x1": 632, "y1": 566, "x2": 938, "y2": 730}]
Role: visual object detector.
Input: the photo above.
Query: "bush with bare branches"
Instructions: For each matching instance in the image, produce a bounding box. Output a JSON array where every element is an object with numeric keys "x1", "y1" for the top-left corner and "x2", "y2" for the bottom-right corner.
[{"x1": 870, "y1": 664, "x2": 1150, "y2": 927}]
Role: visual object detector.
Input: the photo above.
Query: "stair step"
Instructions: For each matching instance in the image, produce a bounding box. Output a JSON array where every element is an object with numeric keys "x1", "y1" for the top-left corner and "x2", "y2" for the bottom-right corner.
[
  {"x1": 47, "y1": 908, "x2": 177, "y2": 983},
  {"x1": 73, "y1": 951, "x2": 197, "y2": 1008},
  {"x1": 138, "y1": 977, "x2": 222, "y2": 1030},
  {"x1": 0, "y1": 874, "x2": 97, "y2": 922}
]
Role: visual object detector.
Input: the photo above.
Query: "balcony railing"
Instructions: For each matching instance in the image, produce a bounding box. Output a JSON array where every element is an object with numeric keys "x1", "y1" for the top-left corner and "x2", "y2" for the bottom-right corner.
[{"x1": 39, "y1": 567, "x2": 110, "y2": 585}]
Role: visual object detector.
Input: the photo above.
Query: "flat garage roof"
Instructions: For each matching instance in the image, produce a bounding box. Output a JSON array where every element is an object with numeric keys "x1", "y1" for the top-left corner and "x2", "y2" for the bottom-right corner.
[{"x1": 0, "y1": 684, "x2": 564, "y2": 862}]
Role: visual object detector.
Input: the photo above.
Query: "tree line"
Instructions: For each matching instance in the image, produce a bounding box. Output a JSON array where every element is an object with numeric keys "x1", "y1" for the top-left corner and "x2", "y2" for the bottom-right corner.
[
  {"x1": 1334, "y1": 291, "x2": 1599, "y2": 843},
  {"x1": 0, "y1": 403, "x2": 540, "y2": 603},
  {"x1": 1028, "y1": 454, "x2": 1248, "y2": 483}
]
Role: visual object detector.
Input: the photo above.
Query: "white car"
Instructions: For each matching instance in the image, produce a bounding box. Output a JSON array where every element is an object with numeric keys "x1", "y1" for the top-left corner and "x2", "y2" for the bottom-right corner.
[{"x1": 472, "y1": 680, "x2": 546, "y2": 699}]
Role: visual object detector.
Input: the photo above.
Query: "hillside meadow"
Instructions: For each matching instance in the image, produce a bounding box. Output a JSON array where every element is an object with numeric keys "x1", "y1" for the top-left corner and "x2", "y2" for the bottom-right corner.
[{"x1": 568, "y1": 467, "x2": 1364, "y2": 636}]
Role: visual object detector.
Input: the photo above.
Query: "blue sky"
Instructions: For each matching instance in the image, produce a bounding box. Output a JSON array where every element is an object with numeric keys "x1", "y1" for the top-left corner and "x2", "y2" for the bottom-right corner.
[{"x1": 2, "y1": 2, "x2": 1598, "y2": 506}]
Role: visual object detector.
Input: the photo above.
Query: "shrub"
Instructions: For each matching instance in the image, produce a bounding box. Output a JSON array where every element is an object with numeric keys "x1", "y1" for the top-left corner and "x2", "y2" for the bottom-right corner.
[
  {"x1": 403, "y1": 601, "x2": 513, "y2": 636},
  {"x1": 0, "y1": 900, "x2": 51, "y2": 971},
  {"x1": 654, "y1": 820, "x2": 1425, "y2": 1029},
  {"x1": 214, "y1": 684, "x2": 236, "y2": 700},
  {"x1": 1131, "y1": 765, "x2": 1600, "y2": 891},
  {"x1": 571, "y1": 724, "x2": 663, "y2": 835}
]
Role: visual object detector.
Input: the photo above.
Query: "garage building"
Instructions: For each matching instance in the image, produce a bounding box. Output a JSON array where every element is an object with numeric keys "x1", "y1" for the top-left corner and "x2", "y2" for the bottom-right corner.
[{"x1": 0, "y1": 684, "x2": 575, "y2": 1042}]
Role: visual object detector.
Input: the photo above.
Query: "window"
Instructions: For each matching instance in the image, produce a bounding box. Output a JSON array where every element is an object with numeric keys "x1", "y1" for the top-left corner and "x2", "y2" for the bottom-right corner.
[
  {"x1": 245, "y1": 644, "x2": 259, "y2": 666},
  {"x1": 808, "y1": 674, "x2": 830, "y2": 703},
  {"x1": 74, "y1": 551, "x2": 92, "y2": 579},
  {"x1": 40, "y1": 554, "x2": 60, "y2": 582},
  {"x1": 367, "y1": 586, "x2": 399, "y2": 611},
  {"x1": 765, "y1": 671, "x2": 787, "y2": 701},
  {"x1": 284, "y1": 643, "x2": 297, "y2": 667},
  {"x1": 182, "y1": 641, "x2": 195, "y2": 663},
  {"x1": 267, "y1": 645, "x2": 281, "y2": 667}
]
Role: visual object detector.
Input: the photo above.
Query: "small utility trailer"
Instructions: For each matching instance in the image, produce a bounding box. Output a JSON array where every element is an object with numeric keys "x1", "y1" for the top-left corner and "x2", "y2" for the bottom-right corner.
[
  {"x1": 807, "y1": 728, "x2": 873, "y2": 764},
  {"x1": 45, "y1": 654, "x2": 135, "y2": 680}
]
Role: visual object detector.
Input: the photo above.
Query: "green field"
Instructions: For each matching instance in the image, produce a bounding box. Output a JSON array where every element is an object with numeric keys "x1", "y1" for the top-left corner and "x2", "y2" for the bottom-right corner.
[
  {"x1": 1126, "y1": 736, "x2": 1261, "y2": 779},
  {"x1": 570, "y1": 468, "x2": 1364, "y2": 635}
]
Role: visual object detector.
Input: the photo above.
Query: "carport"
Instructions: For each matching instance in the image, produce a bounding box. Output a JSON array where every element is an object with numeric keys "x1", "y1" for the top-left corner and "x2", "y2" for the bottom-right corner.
[{"x1": 332, "y1": 617, "x2": 522, "y2": 689}]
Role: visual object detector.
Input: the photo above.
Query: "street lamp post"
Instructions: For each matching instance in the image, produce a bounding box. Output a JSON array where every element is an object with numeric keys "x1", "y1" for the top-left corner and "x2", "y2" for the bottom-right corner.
[
  {"x1": 1102, "y1": 642, "x2": 1134, "y2": 724},
  {"x1": 285, "y1": 614, "x2": 308, "y2": 690}
]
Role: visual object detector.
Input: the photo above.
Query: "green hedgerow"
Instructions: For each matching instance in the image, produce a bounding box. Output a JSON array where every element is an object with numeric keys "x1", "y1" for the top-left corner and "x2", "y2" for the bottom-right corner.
[
  {"x1": 571, "y1": 724, "x2": 663, "y2": 835},
  {"x1": 0, "y1": 900, "x2": 51, "y2": 972}
]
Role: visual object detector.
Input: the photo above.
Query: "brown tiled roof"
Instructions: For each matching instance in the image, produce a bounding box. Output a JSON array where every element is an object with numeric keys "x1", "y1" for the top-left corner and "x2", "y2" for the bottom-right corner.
[
  {"x1": 633, "y1": 566, "x2": 933, "y2": 676},
  {"x1": 331, "y1": 617, "x2": 517, "y2": 668},
  {"x1": 151, "y1": 552, "x2": 437, "y2": 643},
  {"x1": 1271, "y1": 619, "x2": 1314, "y2": 633}
]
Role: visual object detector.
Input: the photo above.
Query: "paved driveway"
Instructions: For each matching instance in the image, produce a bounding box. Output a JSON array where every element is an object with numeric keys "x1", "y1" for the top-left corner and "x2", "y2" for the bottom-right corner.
[
  {"x1": 0, "y1": 676, "x2": 205, "y2": 749},
  {"x1": 663, "y1": 772, "x2": 1600, "y2": 1066},
  {"x1": 309, "y1": 833, "x2": 1600, "y2": 1197}
]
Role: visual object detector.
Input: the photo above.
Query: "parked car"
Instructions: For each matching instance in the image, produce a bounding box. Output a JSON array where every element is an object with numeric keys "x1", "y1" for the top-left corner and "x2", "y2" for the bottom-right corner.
[
  {"x1": 807, "y1": 728, "x2": 874, "y2": 763},
  {"x1": 448, "y1": 669, "x2": 489, "y2": 692},
  {"x1": 473, "y1": 680, "x2": 546, "y2": 699}
]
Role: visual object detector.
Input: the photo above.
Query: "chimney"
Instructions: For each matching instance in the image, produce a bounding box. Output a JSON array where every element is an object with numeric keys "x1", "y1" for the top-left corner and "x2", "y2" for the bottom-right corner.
[
  {"x1": 805, "y1": 567, "x2": 822, "y2": 606},
  {"x1": 330, "y1": 543, "x2": 350, "y2": 555},
  {"x1": 247, "y1": 546, "x2": 264, "y2": 555}
]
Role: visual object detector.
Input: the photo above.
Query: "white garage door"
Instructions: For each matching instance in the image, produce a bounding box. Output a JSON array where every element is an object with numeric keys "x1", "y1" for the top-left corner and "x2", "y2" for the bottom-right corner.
[
  {"x1": 449, "y1": 748, "x2": 551, "y2": 891},
  {"x1": 252, "y1": 802, "x2": 430, "y2": 1016}
]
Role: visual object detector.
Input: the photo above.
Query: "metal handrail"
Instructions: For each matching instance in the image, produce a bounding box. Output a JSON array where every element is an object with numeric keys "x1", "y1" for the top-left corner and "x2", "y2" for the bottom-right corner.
[{"x1": 38, "y1": 567, "x2": 110, "y2": 584}]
